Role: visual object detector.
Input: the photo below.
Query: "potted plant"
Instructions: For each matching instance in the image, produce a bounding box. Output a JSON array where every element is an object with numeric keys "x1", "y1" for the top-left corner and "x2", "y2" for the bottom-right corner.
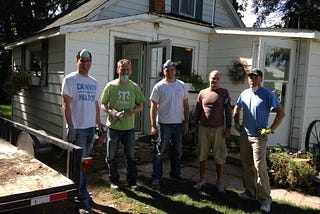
[
  {"x1": 28, "y1": 71, "x2": 41, "y2": 86},
  {"x1": 179, "y1": 72, "x2": 207, "y2": 92}
]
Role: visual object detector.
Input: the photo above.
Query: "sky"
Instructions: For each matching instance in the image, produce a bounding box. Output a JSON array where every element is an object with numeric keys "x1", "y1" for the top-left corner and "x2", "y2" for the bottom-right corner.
[{"x1": 237, "y1": 0, "x2": 282, "y2": 27}]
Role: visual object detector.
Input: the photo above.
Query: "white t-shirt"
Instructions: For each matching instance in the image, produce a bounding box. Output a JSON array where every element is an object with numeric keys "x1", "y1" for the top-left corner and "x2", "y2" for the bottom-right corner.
[
  {"x1": 150, "y1": 79, "x2": 188, "y2": 124},
  {"x1": 62, "y1": 72, "x2": 99, "y2": 129}
]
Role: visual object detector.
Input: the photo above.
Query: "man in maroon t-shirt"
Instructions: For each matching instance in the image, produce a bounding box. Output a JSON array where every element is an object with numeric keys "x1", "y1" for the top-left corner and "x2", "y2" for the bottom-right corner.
[{"x1": 191, "y1": 70, "x2": 232, "y2": 193}]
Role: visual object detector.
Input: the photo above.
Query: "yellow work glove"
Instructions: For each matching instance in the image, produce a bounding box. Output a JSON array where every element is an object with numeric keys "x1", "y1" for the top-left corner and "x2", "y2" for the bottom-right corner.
[
  {"x1": 257, "y1": 128, "x2": 273, "y2": 135},
  {"x1": 234, "y1": 122, "x2": 242, "y2": 133}
]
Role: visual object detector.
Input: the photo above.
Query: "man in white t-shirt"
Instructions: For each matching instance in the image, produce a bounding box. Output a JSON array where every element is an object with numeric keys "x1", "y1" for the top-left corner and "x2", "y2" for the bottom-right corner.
[
  {"x1": 150, "y1": 59, "x2": 189, "y2": 190},
  {"x1": 61, "y1": 49, "x2": 102, "y2": 213}
]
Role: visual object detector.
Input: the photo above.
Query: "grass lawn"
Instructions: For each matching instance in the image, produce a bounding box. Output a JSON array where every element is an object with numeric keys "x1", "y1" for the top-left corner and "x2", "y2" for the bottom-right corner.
[
  {"x1": 87, "y1": 169, "x2": 320, "y2": 214},
  {"x1": 0, "y1": 105, "x2": 11, "y2": 119}
]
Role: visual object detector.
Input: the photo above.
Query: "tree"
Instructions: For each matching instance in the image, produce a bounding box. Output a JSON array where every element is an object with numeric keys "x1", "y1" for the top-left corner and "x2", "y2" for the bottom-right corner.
[
  {"x1": 238, "y1": 0, "x2": 320, "y2": 30},
  {"x1": 0, "y1": 0, "x2": 85, "y2": 104}
]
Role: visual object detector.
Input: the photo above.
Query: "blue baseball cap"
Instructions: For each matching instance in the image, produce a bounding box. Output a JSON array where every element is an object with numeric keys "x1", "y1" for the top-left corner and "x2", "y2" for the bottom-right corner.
[
  {"x1": 79, "y1": 49, "x2": 91, "y2": 58},
  {"x1": 163, "y1": 59, "x2": 175, "y2": 70}
]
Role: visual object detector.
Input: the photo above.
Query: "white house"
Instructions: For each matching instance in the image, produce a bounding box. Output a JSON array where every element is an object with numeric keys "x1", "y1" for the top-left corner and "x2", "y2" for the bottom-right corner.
[{"x1": 5, "y1": 0, "x2": 320, "y2": 151}]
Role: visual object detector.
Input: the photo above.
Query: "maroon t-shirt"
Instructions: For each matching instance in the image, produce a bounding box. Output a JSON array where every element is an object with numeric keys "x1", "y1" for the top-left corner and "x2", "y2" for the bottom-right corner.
[{"x1": 193, "y1": 87, "x2": 232, "y2": 128}]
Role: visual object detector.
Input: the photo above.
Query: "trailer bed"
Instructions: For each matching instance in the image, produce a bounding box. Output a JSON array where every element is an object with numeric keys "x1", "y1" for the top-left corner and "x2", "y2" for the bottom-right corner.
[{"x1": 0, "y1": 139, "x2": 77, "y2": 212}]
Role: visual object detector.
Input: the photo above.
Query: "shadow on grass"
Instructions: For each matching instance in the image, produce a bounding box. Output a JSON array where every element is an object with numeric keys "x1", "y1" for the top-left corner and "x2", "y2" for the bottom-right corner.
[{"x1": 118, "y1": 175, "x2": 320, "y2": 214}]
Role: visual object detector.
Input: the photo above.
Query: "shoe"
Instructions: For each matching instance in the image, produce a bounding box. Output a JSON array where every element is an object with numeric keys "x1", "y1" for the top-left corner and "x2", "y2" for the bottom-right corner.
[
  {"x1": 171, "y1": 176, "x2": 188, "y2": 184},
  {"x1": 130, "y1": 184, "x2": 140, "y2": 191},
  {"x1": 216, "y1": 182, "x2": 225, "y2": 193},
  {"x1": 152, "y1": 179, "x2": 160, "y2": 190},
  {"x1": 260, "y1": 203, "x2": 271, "y2": 213},
  {"x1": 193, "y1": 180, "x2": 206, "y2": 190},
  {"x1": 110, "y1": 182, "x2": 119, "y2": 190},
  {"x1": 238, "y1": 191, "x2": 255, "y2": 200},
  {"x1": 79, "y1": 208, "x2": 91, "y2": 214}
]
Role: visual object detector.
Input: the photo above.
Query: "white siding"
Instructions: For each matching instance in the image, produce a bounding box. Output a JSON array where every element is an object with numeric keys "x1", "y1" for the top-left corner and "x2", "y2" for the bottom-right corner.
[
  {"x1": 12, "y1": 36, "x2": 66, "y2": 138},
  {"x1": 209, "y1": 34, "x2": 257, "y2": 102},
  {"x1": 300, "y1": 40, "x2": 320, "y2": 150}
]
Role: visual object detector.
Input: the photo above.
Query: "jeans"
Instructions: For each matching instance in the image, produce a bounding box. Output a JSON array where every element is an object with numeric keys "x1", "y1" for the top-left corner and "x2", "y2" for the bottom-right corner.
[
  {"x1": 105, "y1": 128, "x2": 137, "y2": 185},
  {"x1": 152, "y1": 123, "x2": 183, "y2": 180},
  {"x1": 75, "y1": 127, "x2": 95, "y2": 209}
]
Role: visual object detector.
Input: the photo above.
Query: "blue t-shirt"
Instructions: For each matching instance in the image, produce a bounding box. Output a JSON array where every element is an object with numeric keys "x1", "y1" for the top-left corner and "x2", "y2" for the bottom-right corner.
[{"x1": 236, "y1": 87, "x2": 281, "y2": 136}]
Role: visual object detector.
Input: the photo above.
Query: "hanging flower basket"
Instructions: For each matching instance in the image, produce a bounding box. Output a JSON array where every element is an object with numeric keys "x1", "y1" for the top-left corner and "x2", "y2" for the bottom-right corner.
[{"x1": 227, "y1": 57, "x2": 248, "y2": 84}]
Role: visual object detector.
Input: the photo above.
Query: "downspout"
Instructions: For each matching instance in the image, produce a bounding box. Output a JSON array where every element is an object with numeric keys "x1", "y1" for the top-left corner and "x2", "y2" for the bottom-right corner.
[{"x1": 212, "y1": 0, "x2": 217, "y2": 26}]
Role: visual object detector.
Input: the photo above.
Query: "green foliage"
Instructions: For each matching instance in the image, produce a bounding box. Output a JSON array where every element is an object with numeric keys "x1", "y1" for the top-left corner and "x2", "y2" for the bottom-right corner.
[
  {"x1": 4, "y1": 68, "x2": 33, "y2": 94},
  {"x1": 268, "y1": 148, "x2": 317, "y2": 193},
  {"x1": 242, "y1": 0, "x2": 320, "y2": 30},
  {"x1": 0, "y1": 105, "x2": 11, "y2": 119},
  {"x1": 179, "y1": 73, "x2": 208, "y2": 92}
]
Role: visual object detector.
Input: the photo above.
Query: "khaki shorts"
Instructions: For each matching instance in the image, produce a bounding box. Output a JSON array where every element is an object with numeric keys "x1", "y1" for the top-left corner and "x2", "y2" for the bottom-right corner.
[{"x1": 197, "y1": 125, "x2": 227, "y2": 165}]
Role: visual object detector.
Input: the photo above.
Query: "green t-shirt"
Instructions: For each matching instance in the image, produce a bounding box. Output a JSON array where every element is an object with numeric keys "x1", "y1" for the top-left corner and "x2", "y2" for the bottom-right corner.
[{"x1": 100, "y1": 79, "x2": 145, "y2": 130}]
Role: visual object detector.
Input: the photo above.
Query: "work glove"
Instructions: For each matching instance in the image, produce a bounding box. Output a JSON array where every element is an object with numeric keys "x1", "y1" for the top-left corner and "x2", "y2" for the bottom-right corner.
[
  {"x1": 150, "y1": 132, "x2": 160, "y2": 145},
  {"x1": 234, "y1": 122, "x2": 242, "y2": 133},
  {"x1": 109, "y1": 109, "x2": 123, "y2": 120},
  {"x1": 96, "y1": 123, "x2": 105, "y2": 137},
  {"x1": 257, "y1": 128, "x2": 273, "y2": 135},
  {"x1": 67, "y1": 125, "x2": 76, "y2": 142},
  {"x1": 118, "y1": 109, "x2": 131, "y2": 120}
]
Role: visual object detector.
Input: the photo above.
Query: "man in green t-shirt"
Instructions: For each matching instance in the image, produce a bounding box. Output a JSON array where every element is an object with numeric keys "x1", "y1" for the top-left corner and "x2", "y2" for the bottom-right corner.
[{"x1": 100, "y1": 59, "x2": 145, "y2": 190}]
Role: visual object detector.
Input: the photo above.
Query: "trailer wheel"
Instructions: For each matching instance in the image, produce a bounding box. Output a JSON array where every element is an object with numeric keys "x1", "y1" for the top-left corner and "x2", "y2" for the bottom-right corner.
[
  {"x1": 16, "y1": 131, "x2": 52, "y2": 161},
  {"x1": 16, "y1": 131, "x2": 36, "y2": 157}
]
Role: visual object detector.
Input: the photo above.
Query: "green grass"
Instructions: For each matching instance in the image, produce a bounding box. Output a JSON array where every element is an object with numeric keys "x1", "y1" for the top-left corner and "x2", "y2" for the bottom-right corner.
[
  {"x1": 87, "y1": 171, "x2": 320, "y2": 214},
  {"x1": 0, "y1": 105, "x2": 11, "y2": 119}
]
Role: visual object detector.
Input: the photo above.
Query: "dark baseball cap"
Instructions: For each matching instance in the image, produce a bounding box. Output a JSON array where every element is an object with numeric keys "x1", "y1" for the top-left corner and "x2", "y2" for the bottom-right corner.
[{"x1": 248, "y1": 68, "x2": 263, "y2": 77}]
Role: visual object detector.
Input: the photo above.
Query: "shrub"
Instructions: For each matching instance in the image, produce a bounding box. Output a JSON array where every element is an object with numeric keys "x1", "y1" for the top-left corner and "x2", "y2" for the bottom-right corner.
[{"x1": 268, "y1": 148, "x2": 317, "y2": 193}]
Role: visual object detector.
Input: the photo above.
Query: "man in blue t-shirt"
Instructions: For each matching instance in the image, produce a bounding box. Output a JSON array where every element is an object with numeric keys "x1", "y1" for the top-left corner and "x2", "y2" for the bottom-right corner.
[{"x1": 233, "y1": 68, "x2": 285, "y2": 213}]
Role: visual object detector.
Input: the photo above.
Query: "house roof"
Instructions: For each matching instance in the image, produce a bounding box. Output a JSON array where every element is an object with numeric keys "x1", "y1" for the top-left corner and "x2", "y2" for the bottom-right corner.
[
  {"x1": 214, "y1": 27, "x2": 320, "y2": 40},
  {"x1": 42, "y1": 0, "x2": 108, "y2": 31}
]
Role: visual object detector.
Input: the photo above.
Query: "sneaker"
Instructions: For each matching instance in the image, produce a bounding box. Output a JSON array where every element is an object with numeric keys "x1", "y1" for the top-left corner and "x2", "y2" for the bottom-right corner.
[
  {"x1": 110, "y1": 183, "x2": 119, "y2": 190},
  {"x1": 193, "y1": 180, "x2": 206, "y2": 190},
  {"x1": 79, "y1": 208, "x2": 90, "y2": 214},
  {"x1": 152, "y1": 179, "x2": 160, "y2": 190},
  {"x1": 238, "y1": 191, "x2": 255, "y2": 200},
  {"x1": 130, "y1": 184, "x2": 140, "y2": 191},
  {"x1": 260, "y1": 203, "x2": 271, "y2": 213},
  {"x1": 216, "y1": 182, "x2": 225, "y2": 193}
]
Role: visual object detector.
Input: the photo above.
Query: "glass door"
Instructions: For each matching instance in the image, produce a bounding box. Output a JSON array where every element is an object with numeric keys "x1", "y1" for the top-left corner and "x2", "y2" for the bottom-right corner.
[
  {"x1": 143, "y1": 39, "x2": 172, "y2": 133},
  {"x1": 257, "y1": 38, "x2": 296, "y2": 147}
]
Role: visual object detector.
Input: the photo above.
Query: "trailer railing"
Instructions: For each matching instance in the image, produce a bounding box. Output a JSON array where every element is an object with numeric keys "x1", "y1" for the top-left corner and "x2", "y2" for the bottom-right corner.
[{"x1": 0, "y1": 117, "x2": 82, "y2": 189}]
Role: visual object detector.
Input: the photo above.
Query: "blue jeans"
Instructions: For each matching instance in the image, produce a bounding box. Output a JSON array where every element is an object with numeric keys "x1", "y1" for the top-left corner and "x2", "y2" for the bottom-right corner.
[
  {"x1": 75, "y1": 127, "x2": 95, "y2": 209},
  {"x1": 152, "y1": 123, "x2": 183, "y2": 180},
  {"x1": 105, "y1": 128, "x2": 137, "y2": 185}
]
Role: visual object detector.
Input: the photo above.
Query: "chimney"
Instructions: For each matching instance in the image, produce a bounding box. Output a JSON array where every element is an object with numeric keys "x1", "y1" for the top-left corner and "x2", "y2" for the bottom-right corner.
[{"x1": 150, "y1": 0, "x2": 165, "y2": 13}]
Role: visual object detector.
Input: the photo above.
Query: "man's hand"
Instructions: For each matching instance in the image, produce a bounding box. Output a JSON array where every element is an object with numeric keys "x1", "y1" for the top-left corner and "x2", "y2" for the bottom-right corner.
[
  {"x1": 109, "y1": 109, "x2": 123, "y2": 120},
  {"x1": 257, "y1": 128, "x2": 273, "y2": 135},
  {"x1": 234, "y1": 122, "x2": 242, "y2": 133},
  {"x1": 97, "y1": 123, "x2": 105, "y2": 136},
  {"x1": 67, "y1": 125, "x2": 76, "y2": 142}
]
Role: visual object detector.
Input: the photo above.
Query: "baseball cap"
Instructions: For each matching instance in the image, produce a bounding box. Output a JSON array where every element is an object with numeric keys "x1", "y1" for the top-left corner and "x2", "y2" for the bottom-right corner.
[
  {"x1": 163, "y1": 59, "x2": 175, "y2": 69},
  {"x1": 248, "y1": 68, "x2": 263, "y2": 77},
  {"x1": 79, "y1": 49, "x2": 91, "y2": 58}
]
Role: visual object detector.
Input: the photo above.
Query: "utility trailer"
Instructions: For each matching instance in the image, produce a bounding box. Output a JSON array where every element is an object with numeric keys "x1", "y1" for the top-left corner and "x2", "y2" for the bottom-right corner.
[{"x1": 0, "y1": 117, "x2": 82, "y2": 213}]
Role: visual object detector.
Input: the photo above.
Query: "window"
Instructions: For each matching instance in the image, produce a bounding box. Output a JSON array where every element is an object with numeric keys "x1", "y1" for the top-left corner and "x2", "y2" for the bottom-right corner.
[
  {"x1": 30, "y1": 50, "x2": 42, "y2": 77},
  {"x1": 172, "y1": 46, "x2": 193, "y2": 77},
  {"x1": 172, "y1": 0, "x2": 203, "y2": 20},
  {"x1": 179, "y1": 0, "x2": 196, "y2": 17}
]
